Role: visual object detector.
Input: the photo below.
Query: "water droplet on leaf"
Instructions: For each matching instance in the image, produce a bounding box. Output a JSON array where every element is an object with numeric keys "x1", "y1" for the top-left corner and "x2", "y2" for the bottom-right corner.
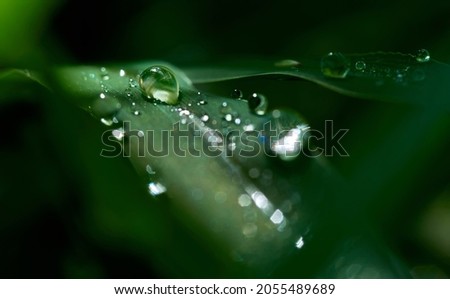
[
  {"x1": 415, "y1": 49, "x2": 430, "y2": 63},
  {"x1": 355, "y1": 60, "x2": 366, "y2": 71},
  {"x1": 267, "y1": 110, "x2": 309, "y2": 161},
  {"x1": 139, "y1": 65, "x2": 179, "y2": 105},
  {"x1": 100, "y1": 118, "x2": 113, "y2": 126},
  {"x1": 231, "y1": 89, "x2": 243, "y2": 99},
  {"x1": 321, "y1": 52, "x2": 350, "y2": 78},
  {"x1": 148, "y1": 182, "x2": 167, "y2": 196},
  {"x1": 274, "y1": 59, "x2": 300, "y2": 67},
  {"x1": 248, "y1": 93, "x2": 268, "y2": 116}
]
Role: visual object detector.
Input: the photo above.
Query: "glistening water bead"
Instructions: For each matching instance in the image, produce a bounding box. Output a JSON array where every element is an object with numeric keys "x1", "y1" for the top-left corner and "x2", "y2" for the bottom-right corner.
[
  {"x1": 248, "y1": 93, "x2": 268, "y2": 116},
  {"x1": 415, "y1": 49, "x2": 431, "y2": 63},
  {"x1": 320, "y1": 52, "x2": 350, "y2": 79},
  {"x1": 139, "y1": 65, "x2": 179, "y2": 105}
]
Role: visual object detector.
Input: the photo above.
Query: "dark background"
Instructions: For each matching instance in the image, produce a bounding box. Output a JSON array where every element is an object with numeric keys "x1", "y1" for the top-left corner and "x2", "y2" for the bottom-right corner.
[{"x1": 1, "y1": 0, "x2": 449, "y2": 278}]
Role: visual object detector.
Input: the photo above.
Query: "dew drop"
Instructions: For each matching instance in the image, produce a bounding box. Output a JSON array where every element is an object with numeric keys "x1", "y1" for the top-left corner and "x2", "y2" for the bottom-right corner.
[
  {"x1": 119, "y1": 69, "x2": 126, "y2": 77},
  {"x1": 129, "y1": 78, "x2": 138, "y2": 88},
  {"x1": 268, "y1": 109, "x2": 309, "y2": 161},
  {"x1": 248, "y1": 93, "x2": 268, "y2": 116},
  {"x1": 224, "y1": 114, "x2": 233, "y2": 122},
  {"x1": 231, "y1": 89, "x2": 243, "y2": 99},
  {"x1": 100, "y1": 118, "x2": 113, "y2": 126},
  {"x1": 112, "y1": 128, "x2": 125, "y2": 141},
  {"x1": 99, "y1": 93, "x2": 106, "y2": 99},
  {"x1": 133, "y1": 110, "x2": 141, "y2": 116},
  {"x1": 321, "y1": 52, "x2": 350, "y2": 78},
  {"x1": 415, "y1": 49, "x2": 430, "y2": 63},
  {"x1": 200, "y1": 114, "x2": 209, "y2": 122},
  {"x1": 275, "y1": 59, "x2": 300, "y2": 67},
  {"x1": 148, "y1": 182, "x2": 167, "y2": 196},
  {"x1": 355, "y1": 60, "x2": 366, "y2": 71},
  {"x1": 139, "y1": 65, "x2": 179, "y2": 105}
]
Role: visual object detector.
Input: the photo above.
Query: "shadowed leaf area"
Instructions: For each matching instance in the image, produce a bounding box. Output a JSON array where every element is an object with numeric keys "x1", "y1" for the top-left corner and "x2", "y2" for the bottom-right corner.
[{"x1": 0, "y1": 0, "x2": 449, "y2": 278}]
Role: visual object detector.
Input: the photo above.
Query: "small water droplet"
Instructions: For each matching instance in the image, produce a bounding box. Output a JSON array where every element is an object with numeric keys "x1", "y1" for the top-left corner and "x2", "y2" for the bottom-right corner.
[
  {"x1": 295, "y1": 236, "x2": 305, "y2": 249},
  {"x1": 248, "y1": 93, "x2": 268, "y2": 116},
  {"x1": 200, "y1": 114, "x2": 209, "y2": 122},
  {"x1": 100, "y1": 118, "x2": 113, "y2": 126},
  {"x1": 148, "y1": 182, "x2": 167, "y2": 196},
  {"x1": 133, "y1": 110, "x2": 141, "y2": 116},
  {"x1": 99, "y1": 93, "x2": 106, "y2": 99},
  {"x1": 355, "y1": 60, "x2": 366, "y2": 71},
  {"x1": 321, "y1": 52, "x2": 350, "y2": 78},
  {"x1": 129, "y1": 78, "x2": 138, "y2": 88},
  {"x1": 139, "y1": 65, "x2": 179, "y2": 105},
  {"x1": 274, "y1": 59, "x2": 300, "y2": 67},
  {"x1": 234, "y1": 118, "x2": 241, "y2": 125},
  {"x1": 268, "y1": 110, "x2": 309, "y2": 161},
  {"x1": 119, "y1": 69, "x2": 126, "y2": 77},
  {"x1": 197, "y1": 100, "x2": 207, "y2": 105},
  {"x1": 222, "y1": 101, "x2": 228, "y2": 107},
  {"x1": 179, "y1": 109, "x2": 190, "y2": 117},
  {"x1": 231, "y1": 89, "x2": 243, "y2": 99},
  {"x1": 100, "y1": 67, "x2": 109, "y2": 80},
  {"x1": 415, "y1": 49, "x2": 430, "y2": 63},
  {"x1": 224, "y1": 114, "x2": 233, "y2": 122},
  {"x1": 112, "y1": 128, "x2": 125, "y2": 141}
]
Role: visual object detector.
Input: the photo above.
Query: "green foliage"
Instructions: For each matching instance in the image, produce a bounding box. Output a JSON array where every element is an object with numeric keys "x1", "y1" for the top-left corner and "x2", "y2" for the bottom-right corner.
[{"x1": 1, "y1": 0, "x2": 449, "y2": 279}]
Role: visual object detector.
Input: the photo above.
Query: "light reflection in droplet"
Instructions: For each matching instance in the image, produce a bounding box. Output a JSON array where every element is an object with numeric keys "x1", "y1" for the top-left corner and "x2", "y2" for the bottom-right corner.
[
  {"x1": 148, "y1": 182, "x2": 167, "y2": 196},
  {"x1": 112, "y1": 128, "x2": 125, "y2": 141},
  {"x1": 270, "y1": 209, "x2": 284, "y2": 224},
  {"x1": 295, "y1": 236, "x2": 305, "y2": 249},
  {"x1": 100, "y1": 118, "x2": 113, "y2": 126}
]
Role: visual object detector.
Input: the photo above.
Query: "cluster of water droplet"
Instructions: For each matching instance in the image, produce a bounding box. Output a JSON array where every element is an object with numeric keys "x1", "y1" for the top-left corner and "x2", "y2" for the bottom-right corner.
[{"x1": 320, "y1": 49, "x2": 431, "y2": 84}]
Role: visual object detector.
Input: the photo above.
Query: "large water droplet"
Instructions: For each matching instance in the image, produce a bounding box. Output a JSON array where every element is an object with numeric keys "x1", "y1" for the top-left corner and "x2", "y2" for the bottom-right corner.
[
  {"x1": 415, "y1": 49, "x2": 430, "y2": 63},
  {"x1": 248, "y1": 93, "x2": 268, "y2": 116},
  {"x1": 139, "y1": 66, "x2": 179, "y2": 105},
  {"x1": 321, "y1": 52, "x2": 350, "y2": 78}
]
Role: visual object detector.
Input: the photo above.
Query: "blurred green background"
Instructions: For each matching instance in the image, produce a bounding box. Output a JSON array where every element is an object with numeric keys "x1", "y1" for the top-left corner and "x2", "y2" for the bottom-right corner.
[{"x1": 0, "y1": 0, "x2": 449, "y2": 278}]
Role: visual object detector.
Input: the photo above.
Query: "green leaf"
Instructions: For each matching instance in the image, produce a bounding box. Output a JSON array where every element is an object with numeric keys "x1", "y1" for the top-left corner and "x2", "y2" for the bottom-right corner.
[{"x1": 184, "y1": 53, "x2": 450, "y2": 112}]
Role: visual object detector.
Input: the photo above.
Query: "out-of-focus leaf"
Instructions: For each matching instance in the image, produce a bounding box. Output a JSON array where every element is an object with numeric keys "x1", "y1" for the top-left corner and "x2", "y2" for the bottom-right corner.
[{"x1": 184, "y1": 53, "x2": 450, "y2": 112}]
